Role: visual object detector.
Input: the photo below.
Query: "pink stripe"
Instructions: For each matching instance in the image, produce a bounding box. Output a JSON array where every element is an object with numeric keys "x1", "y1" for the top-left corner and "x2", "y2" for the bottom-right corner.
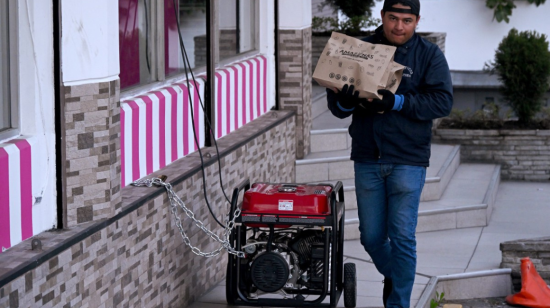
[
  {"x1": 128, "y1": 101, "x2": 141, "y2": 181},
  {"x1": 222, "y1": 69, "x2": 231, "y2": 135},
  {"x1": 11, "y1": 140, "x2": 33, "y2": 240},
  {"x1": 142, "y1": 96, "x2": 153, "y2": 174},
  {"x1": 233, "y1": 66, "x2": 239, "y2": 129},
  {"x1": 193, "y1": 82, "x2": 200, "y2": 150},
  {"x1": 237, "y1": 63, "x2": 247, "y2": 125},
  {"x1": 178, "y1": 84, "x2": 190, "y2": 155},
  {"x1": 155, "y1": 91, "x2": 166, "y2": 169},
  {"x1": 254, "y1": 58, "x2": 261, "y2": 118},
  {"x1": 247, "y1": 60, "x2": 254, "y2": 120},
  {"x1": 120, "y1": 107, "x2": 126, "y2": 188},
  {"x1": 262, "y1": 56, "x2": 267, "y2": 113},
  {"x1": 0, "y1": 148, "x2": 10, "y2": 250},
  {"x1": 167, "y1": 87, "x2": 179, "y2": 162},
  {"x1": 215, "y1": 73, "x2": 222, "y2": 139}
]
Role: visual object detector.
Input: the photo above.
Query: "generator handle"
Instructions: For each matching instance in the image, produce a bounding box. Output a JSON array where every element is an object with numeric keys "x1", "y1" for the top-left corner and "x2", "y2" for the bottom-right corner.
[
  {"x1": 229, "y1": 178, "x2": 251, "y2": 220},
  {"x1": 334, "y1": 180, "x2": 344, "y2": 203}
]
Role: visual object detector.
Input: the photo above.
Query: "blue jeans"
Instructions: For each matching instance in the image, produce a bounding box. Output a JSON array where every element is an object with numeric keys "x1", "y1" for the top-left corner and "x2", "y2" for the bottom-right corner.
[{"x1": 354, "y1": 162, "x2": 426, "y2": 308}]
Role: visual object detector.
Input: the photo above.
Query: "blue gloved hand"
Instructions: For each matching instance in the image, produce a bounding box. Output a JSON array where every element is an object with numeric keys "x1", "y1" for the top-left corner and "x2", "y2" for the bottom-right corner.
[
  {"x1": 327, "y1": 84, "x2": 360, "y2": 111},
  {"x1": 368, "y1": 89, "x2": 398, "y2": 113}
]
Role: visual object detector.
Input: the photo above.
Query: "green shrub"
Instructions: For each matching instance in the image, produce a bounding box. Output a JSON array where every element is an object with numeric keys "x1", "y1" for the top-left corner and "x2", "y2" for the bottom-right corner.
[
  {"x1": 323, "y1": 0, "x2": 377, "y2": 18},
  {"x1": 485, "y1": 0, "x2": 547, "y2": 23},
  {"x1": 312, "y1": 16, "x2": 380, "y2": 36},
  {"x1": 486, "y1": 28, "x2": 550, "y2": 123}
]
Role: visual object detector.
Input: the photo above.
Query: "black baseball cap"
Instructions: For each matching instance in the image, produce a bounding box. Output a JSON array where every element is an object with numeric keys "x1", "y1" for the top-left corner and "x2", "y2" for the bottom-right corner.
[{"x1": 382, "y1": 0, "x2": 420, "y2": 16}]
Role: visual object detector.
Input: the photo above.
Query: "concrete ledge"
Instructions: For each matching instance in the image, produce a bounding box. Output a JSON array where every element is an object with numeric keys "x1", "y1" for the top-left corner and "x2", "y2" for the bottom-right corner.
[
  {"x1": 415, "y1": 269, "x2": 512, "y2": 308},
  {"x1": 483, "y1": 165, "x2": 501, "y2": 223},
  {"x1": 310, "y1": 128, "x2": 348, "y2": 135},
  {"x1": 419, "y1": 204, "x2": 487, "y2": 216},
  {"x1": 295, "y1": 155, "x2": 350, "y2": 165}
]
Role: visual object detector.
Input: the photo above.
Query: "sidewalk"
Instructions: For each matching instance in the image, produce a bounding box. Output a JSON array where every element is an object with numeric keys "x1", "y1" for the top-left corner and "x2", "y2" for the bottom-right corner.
[{"x1": 189, "y1": 181, "x2": 550, "y2": 307}]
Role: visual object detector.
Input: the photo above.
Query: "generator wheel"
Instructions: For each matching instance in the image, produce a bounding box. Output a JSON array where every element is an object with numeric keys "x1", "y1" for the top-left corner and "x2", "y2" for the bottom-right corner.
[{"x1": 344, "y1": 263, "x2": 357, "y2": 308}]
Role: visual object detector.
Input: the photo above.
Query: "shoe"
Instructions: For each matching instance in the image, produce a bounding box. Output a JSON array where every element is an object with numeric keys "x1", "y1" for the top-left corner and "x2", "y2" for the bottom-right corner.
[{"x1": 383, "y1": 278, "x2": 393, "y2": 308}]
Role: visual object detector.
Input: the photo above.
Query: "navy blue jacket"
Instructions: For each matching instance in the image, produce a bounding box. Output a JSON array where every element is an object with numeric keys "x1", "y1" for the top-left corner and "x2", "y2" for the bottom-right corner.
[{"x1": 327, "y1": 26, "x2": 453, "y2": 166}]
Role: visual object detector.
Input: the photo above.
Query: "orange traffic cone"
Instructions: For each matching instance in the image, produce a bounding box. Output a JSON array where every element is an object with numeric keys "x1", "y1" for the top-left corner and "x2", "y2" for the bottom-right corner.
[{"x1": 506, "y1": 257, "x2": 550, "y2": 308}]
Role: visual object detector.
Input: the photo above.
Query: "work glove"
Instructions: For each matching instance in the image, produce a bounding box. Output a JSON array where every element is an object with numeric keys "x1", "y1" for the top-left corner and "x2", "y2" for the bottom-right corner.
[
  {"x1": 364, "y1": 89, "x2": 398, "y2": 113},
  {"x1": 327, "y1": 84, "x2": 361, "y2": 111}
]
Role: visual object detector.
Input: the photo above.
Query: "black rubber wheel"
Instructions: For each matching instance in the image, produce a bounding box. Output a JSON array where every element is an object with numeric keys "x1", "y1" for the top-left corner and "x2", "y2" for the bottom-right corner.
[{"x1": 344, "y1": 263, "x2": 357, "y2": 308}]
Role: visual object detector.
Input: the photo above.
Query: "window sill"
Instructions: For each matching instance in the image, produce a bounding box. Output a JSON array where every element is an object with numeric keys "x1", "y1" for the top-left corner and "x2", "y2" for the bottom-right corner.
[{"x1": 0, "y1": 128, "x2": 20, "y2": 142}]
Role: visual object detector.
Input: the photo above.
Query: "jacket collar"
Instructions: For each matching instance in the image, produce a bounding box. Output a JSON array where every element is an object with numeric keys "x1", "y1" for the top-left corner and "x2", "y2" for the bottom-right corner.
[{"x1": 373, "y1": 25, "x2": 418, "y2": 55}]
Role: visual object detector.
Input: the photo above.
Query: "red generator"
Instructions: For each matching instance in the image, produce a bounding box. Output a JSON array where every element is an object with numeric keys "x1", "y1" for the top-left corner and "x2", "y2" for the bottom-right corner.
[{"x1": 225, "y1": 181, "x2": 356, "y2": 308}]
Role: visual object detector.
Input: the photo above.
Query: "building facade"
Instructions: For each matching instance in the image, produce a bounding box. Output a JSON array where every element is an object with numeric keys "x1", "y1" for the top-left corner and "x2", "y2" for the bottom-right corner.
[{"x1": 0, "y1": 0, "x2": 313, "y2": 307}]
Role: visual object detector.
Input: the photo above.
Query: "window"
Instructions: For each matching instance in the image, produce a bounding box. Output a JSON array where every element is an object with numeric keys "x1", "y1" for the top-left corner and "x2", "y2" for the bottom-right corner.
[
  {"x1": 118, "y1": 0, "x2": 154, "y2": 89},
  {"x1": 218, "y1": 0, "x2": 256, "y2": 63},
  {"x1": 1, "y1": 0, "x2": 10, "y2": 132},
  {"x1": 166, "y1": 0, "x2": 207, "y2": 75},
  {"x1": 118, "y1": 0, "x2": 258, "y2": 91}
]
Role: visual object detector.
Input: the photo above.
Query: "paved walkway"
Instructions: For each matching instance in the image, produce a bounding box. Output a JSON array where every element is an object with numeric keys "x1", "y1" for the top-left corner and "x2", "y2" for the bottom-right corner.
[{"x1": 188, "y1": 181, "x2": 550, "y2": 307}]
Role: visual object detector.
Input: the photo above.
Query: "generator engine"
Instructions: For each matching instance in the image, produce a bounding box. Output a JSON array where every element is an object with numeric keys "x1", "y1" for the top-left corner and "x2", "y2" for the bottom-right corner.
[{"x1": 241, "y1": 228, "x2": 327, "y2": 295}]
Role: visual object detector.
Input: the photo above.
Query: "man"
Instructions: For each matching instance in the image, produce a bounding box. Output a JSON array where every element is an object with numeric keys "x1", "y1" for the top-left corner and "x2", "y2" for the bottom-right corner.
[{"x1": 326, "y1": 1, "x2": 453, "y2": 307}]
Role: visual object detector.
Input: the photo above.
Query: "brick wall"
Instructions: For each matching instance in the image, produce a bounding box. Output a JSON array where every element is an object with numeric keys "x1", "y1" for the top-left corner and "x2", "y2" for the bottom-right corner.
[
  {"x1": 63, "y1": 80, "x2": 122, "y2": 227},
  {"x1": 500, "y1": 237, "x2": 550, "y2": 291},
  {"x1": 433, "y1": 128, "x2": 550, "y2": 181},
  {"x1": 279, "y1": 28, "x2": 312, "y2": 159},
  {"x1": 0, "y1": 110, "x2": 296, "y2": 308}
]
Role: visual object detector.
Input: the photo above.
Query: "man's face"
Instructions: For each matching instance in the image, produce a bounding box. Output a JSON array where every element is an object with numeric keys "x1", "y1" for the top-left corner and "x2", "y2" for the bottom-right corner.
[{"x1": 380, "y1": 3, "x2": 420, "y2": 46}]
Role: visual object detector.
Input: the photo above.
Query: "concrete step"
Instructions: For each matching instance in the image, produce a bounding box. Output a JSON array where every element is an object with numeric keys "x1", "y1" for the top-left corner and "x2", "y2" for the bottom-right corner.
[
  {"x1": 311, "y1": 89, "x2": 328, "y2": 120},
  {"x1": 343, "y1": 163, "x2": 501, "y2": 239},
  {"x1": 295, "y1": 149, "x2": 353, "y2": 183},
  {"x1": 310, "y1": 128, "x2": 351, "y2": 153},
  {"x1": 296, "y1": 144, "x2": 460, "y2": 203}
]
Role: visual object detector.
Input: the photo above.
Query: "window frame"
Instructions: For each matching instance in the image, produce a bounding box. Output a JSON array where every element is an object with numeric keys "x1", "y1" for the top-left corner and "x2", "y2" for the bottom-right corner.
[
  {"x1": 0, "y1": 0, "x2": 20, "y2": 141},
  {"x1": 119, "y1": 0, "x2": 260, "y2": 100}
]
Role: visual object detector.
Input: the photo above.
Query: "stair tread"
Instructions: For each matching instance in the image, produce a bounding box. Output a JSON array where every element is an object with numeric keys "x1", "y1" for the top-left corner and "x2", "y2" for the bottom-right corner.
[
  {"x1": 299, "y1": 144, "x2": 455, "y2": 180},
  {"x1": 302, "y1": 148, "x2": 351, "y2": 160},
  {"x1": 344, "y1": 163, "x2": 497, "y2": 220},
  {"x1": 420, "y1": 163, "x2": 496, "y2": 211}
]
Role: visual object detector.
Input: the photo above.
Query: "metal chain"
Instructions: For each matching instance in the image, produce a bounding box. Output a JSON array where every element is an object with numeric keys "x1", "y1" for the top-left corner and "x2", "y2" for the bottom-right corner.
[{"x1": 131, "y1": 177, "x2": 246, "y2": 258}]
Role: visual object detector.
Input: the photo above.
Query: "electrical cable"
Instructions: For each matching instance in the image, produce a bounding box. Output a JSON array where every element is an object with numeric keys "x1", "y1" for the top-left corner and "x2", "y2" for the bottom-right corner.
[
  {"x1": 143, "y1": 0, "x2": 151, "y2": 73},
  {"x1": 172, "y1": 0, "x2": 233, "y2": 228},
  {"x1": 176, "y1": 9, "x2": 232, "y2": 205}
]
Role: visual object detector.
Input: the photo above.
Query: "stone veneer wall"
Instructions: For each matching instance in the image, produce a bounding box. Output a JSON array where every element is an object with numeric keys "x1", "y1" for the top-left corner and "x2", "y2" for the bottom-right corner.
[
  {"x1": 279, "y1": 28, "x2": 312, "y2": 159},
  {"x1": 500, "y1": 237, "x2": 550, "y2": 291},
  {"x1": 0, "y1": 111, "x2": 296, "y2": 308},
  {"x1": 63, "y1": 80, "x2": 122, "y2": 227},
  {"x1": 433, "y1": 128, "x2": 550, "y2": 181}
]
